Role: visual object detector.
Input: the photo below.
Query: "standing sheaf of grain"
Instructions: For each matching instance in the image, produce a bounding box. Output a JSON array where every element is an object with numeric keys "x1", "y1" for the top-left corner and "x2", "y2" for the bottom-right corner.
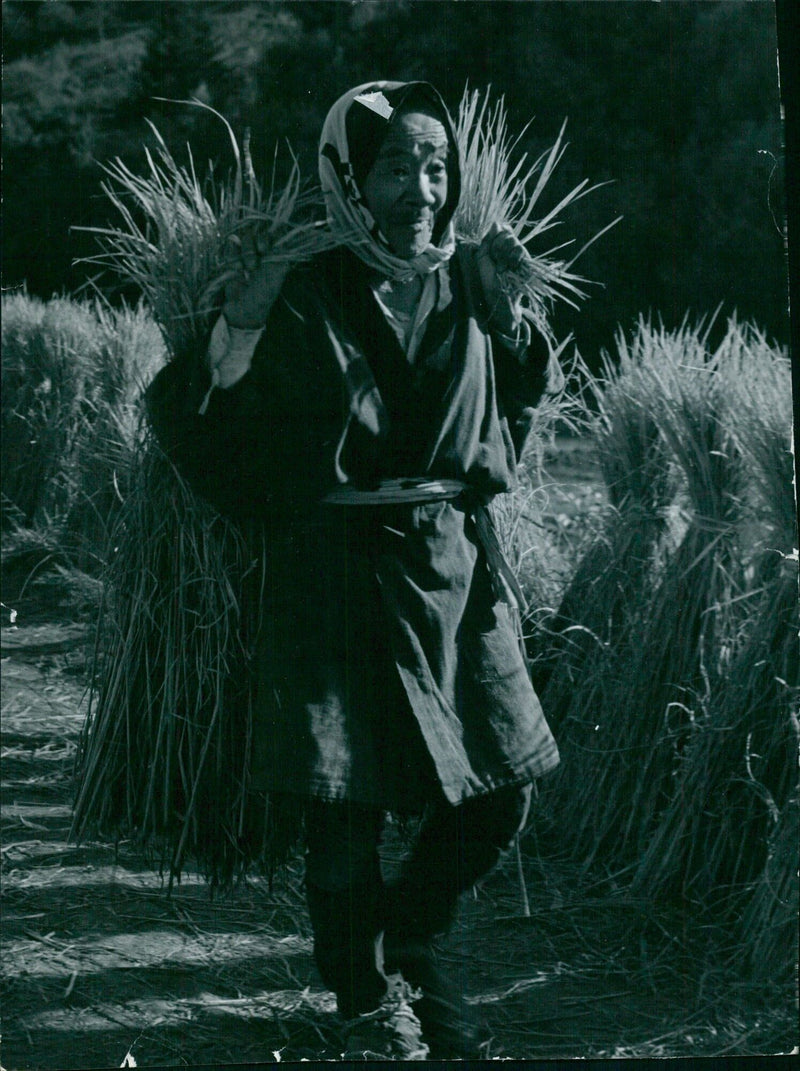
[
  {"x1": 630, "y1": 324, "x2": 798, "y2": 980},
  {"x1": 538, "y1": 319, "x2": 798, "y2": 933},
  {"x1": 534, "y1": 319, "x2": 693, "y2": 772},
  {"x1": 596, "y1": 326, "x2": 745, "y2": 867},
  {"x1": 535, "y1": 324, "x2": 679, "y2": 707},
  {"x1": 1, "y1": 292, "x2": 165, "y2": 571}
]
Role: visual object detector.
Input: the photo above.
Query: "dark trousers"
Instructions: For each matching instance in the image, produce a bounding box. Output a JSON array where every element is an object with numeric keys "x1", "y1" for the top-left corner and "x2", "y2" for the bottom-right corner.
[{"x1": 304, "y1": 784, "x2": 531, "y2": 1018}]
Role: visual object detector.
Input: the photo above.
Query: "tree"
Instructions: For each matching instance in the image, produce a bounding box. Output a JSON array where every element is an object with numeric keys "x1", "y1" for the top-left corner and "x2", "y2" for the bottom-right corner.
[{"x1": 1, "y1": 1, "x2": 788, "y2": 359}]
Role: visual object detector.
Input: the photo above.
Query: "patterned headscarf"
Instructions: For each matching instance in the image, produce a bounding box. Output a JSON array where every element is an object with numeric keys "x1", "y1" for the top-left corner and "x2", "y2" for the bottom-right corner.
[{"x1": 319, "y1": 80, "x2": 461, "y2": 279}]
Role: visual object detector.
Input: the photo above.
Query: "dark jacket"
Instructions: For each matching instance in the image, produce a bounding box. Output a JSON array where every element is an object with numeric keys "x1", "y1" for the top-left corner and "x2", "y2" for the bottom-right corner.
[{"x1": 146, "y1": 244, "x2": 559, "y2": 810}]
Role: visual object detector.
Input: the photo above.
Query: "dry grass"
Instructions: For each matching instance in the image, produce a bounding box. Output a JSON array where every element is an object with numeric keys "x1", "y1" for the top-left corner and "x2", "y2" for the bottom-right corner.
[
  {"x1": 1, "y1": 292, "x2": 165, "y2": 594},
  {"x1": 536, "y1": 317, "x2": 798, "y2": 982},
  {"x1": 453, "y1": 86, "x2": 621, "y2": 340},
  {"x1": 70, "y1": 433, "x2": 301, "y2": 889},
  {"x1": 627, "y1": 324, "x2": 799, "y2": 962},
  {"x1": 79, "y1": 101, "x2": 335, "y2": 358}
]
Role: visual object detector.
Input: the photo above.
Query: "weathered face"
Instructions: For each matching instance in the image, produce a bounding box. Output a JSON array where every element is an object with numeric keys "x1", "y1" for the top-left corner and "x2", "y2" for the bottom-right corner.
[{"x1": 361, "y1": 109, "x2": 449, "y2": 259}]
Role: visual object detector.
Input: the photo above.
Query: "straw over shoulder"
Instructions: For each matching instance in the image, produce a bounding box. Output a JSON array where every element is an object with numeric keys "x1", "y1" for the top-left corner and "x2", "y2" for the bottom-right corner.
[
  {"x1": 453, "y1": 87, "x2": 621, "y2": 343},
  {"x1": 77, "y1": 99, "x2": 336, "y2": 358},
  {"x1": 71, "y1": 107, "x2": 339, "y2": 882}
]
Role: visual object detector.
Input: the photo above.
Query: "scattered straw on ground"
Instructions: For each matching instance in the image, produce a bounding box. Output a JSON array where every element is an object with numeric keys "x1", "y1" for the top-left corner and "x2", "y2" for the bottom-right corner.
[{"x1": 2, "y1": 613, "x2": 796, "y2": 1068}]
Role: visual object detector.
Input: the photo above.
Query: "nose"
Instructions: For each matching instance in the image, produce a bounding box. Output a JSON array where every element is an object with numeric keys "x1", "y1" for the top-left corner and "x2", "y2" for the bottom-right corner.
[{"x1": 407, "y1": 170, "x2": 436, "y2": 206}]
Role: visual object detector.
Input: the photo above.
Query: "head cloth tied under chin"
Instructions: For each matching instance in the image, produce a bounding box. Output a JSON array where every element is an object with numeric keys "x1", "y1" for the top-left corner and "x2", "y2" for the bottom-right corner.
[{"x1": 318, "y1": 80, "x2": 461, "y2": 278}]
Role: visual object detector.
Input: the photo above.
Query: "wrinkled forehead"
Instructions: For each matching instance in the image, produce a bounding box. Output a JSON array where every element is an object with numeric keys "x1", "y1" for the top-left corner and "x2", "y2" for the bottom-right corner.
[{"x1": 378, "y1": 110, "x2": 450, "y2": 158}]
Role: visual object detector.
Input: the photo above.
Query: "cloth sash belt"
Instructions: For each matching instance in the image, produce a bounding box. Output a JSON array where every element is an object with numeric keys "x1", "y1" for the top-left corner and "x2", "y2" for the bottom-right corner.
[
  {"x1": 321, "y1": 478, "x2": 527, "y2": 613},
  {"x1": 322, "y1": 476, "x2": 466, "y2": 506}
]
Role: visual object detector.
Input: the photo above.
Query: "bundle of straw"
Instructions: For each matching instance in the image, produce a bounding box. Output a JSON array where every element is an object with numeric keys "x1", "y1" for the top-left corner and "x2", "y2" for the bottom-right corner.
[
  {"x1": 631, "y1": 324, "x2": 798, "y2": 933},
  {"x1": 453, "y1": 87, "x2": 620, "y2": 342},
  {"x1": 72, "y1": 106, "x2": 337, "y2": 880},
  {"x1": 536, "y1": 321, "x2": 678, "y2": 725},
  {"x1": 79, "y1": 100, "x2": 336, "y2": 358},
  {"x1": 538, "y1": 318, "x2": 794, "y2": 881},
  {"x1": 601, "y1": 337, "x2": 745, "y2": 869},
  {"x1": 82, "y1": 90, "x2": 613, "y2": 358},
  {"x1": 72, "y1": 433, "x2": 304, "y2": 885},
  {"x1": 1, "y1": 291, "x2": 163, "y2": 555}
]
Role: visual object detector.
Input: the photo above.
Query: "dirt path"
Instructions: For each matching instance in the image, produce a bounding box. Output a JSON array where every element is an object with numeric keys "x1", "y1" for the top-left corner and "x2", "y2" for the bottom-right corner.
[{"x1": 2, "y1": 617, "x2": 795, "y2": 1068}]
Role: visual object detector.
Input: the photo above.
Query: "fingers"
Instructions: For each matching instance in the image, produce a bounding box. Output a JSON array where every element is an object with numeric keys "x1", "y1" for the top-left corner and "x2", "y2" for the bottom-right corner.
[
  {"x1": 242, "y1": 228, "x2": 270, "y2": 272},
  {"x1": 479, "y1": 222, "x2": 528, "y2": 274},
  {"x1": 222, "y1": 254, "x2": 289, "y2": 330},
  {"x1": 241, "y1": 232, "x2": 260, "y2": 275},
  {"x1": 475, "y1": 223, "x2": 527, "y2": 334},
  {"x1": 227, "y1": 228, "x2": 270, "y2": 277}
]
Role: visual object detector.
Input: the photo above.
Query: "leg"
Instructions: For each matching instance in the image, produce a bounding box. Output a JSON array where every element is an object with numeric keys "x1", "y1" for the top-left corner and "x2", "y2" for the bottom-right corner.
[
  {"x1": 386, "y1": 782, "x2": 532, "y2": 943},
  {"x1": 304, "y1": 798, "x2": 387, "y2": 1019},
  {"x1": 305, "y1": 798, "x2": 430, "y2": 1059},
  {"x1": 383, "y1": 783, "x2": 532, "y2": 1057}
]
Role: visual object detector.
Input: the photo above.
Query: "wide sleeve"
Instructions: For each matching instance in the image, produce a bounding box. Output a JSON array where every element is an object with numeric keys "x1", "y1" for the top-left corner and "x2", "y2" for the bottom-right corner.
[
  {"x1": 144, "y1": 272, "x2": 338, "y2": 523},
  {"x1": 455, "y1": 242, "x2": 561, "y2": 461},
  {"x1": 489, "y1": 318, "x2": 560, "y2": 459},
  {"x1": 144, "y1": 344, "x2": 273, "y2": 520}
]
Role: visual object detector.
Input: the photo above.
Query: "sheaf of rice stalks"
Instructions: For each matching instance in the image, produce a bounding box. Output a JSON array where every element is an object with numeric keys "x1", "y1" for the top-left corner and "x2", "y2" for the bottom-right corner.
[
  {"x1": 71, "y1": 433, "x2": 304, "y2": 887},
  {"x1": 629, "y1": 323, "x2": 798, "y2": 959},
  {"x1": 78, "y1": 99, "x2": 336, "y2": 357},
  {"x1": 453, "y1": 86, "x2": 621, "y2": 340},
  {"x1": 536, "y1": 320, "x2": 678, "y2": 711},
  {"x1": 538, "y1": 317, "x2": 793, "y2": 879},
  {"x1": 1, "y1": 290, "x2": 165, "y2": 559}
]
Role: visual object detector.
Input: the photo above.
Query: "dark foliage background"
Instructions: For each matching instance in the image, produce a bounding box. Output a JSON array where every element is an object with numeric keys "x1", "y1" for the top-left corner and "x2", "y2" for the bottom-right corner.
[{"x1": 2, "y1": 0, "x2": 789, "y2": 363}]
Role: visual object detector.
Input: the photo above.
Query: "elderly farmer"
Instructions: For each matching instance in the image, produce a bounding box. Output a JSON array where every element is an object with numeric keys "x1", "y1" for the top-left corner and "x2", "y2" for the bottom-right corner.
[{"x1": 147, "y1": 81, "x2": 559, "y2": 1059}]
